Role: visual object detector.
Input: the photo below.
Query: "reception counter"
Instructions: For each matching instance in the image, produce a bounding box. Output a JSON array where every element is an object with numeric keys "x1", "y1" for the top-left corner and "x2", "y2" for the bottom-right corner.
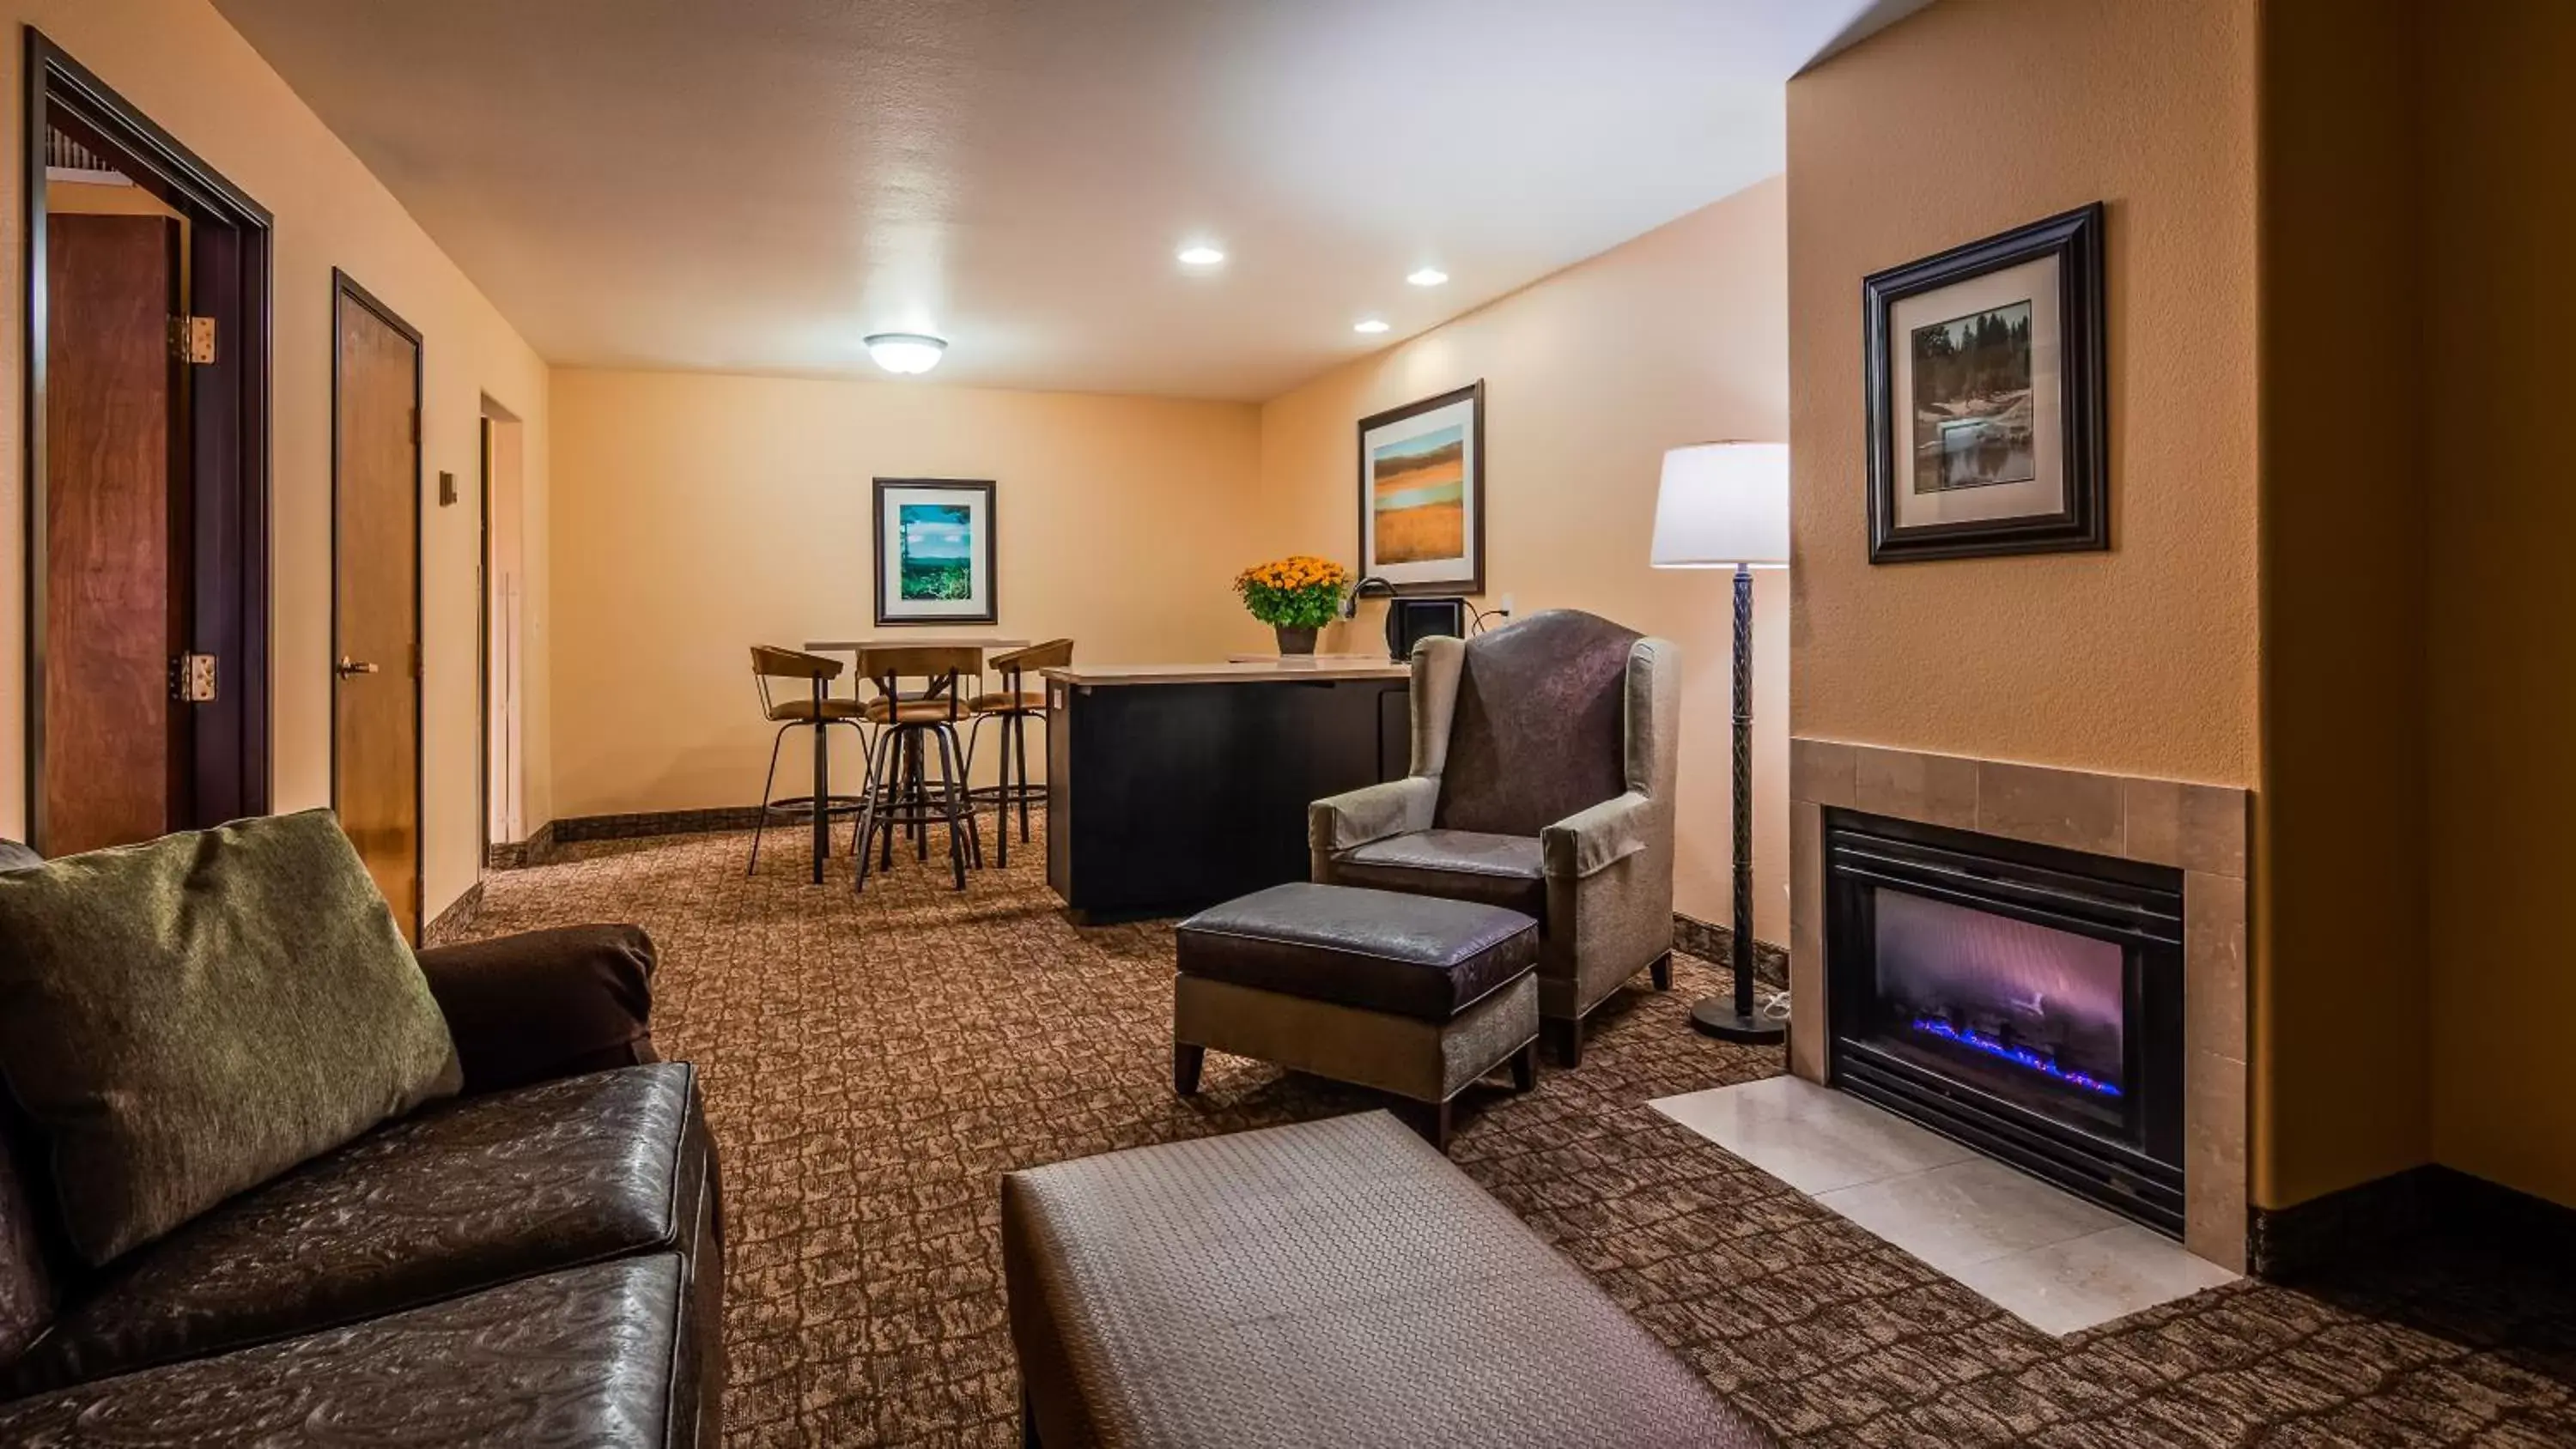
[{"x1": 1043, "y1": 658, "x2": 1410, "y2": 921}]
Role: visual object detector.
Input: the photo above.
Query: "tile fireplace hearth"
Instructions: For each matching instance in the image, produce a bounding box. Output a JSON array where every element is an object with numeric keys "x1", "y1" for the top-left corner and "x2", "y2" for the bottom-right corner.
[{"x1": 1790, "y1": 738, "x2": 2250, "y2": 1270}]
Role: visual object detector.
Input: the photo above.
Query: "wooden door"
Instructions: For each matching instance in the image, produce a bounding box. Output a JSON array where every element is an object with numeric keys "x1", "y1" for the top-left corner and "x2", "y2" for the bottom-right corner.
[
  {"x1": 331, "y1": 279, "x2": 422, "y2": 938},
  {"x1": 42, "y1": 213, "x2": 182, "y2": 856}
]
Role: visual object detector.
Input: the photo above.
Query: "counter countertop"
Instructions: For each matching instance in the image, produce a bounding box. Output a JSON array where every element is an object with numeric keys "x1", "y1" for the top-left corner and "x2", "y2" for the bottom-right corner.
[{"x1": 1043, "y1": 658, "x2": 1410, "y2": 686}]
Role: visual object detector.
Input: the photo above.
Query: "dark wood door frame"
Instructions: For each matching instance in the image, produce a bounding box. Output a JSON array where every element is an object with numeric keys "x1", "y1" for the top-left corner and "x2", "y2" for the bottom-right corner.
[
  {"x1": 24, "y1": 28, "x2": 273, "y2": 851},
  {"x1": 329, "y1": 269, "x2": 425, "y2": 938}
]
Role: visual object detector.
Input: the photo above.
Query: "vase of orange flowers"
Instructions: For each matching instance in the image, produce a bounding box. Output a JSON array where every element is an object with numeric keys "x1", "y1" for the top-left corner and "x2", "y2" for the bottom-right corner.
[{"x1": 1232, "y1": 554, "x2": 1351, "y2": 656}]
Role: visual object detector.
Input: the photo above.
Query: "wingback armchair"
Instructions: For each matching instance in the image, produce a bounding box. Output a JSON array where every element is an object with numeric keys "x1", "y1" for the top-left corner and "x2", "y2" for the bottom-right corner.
[{"x1": 1309, "y1": 609, "x2": 1678, "y2": 1065}]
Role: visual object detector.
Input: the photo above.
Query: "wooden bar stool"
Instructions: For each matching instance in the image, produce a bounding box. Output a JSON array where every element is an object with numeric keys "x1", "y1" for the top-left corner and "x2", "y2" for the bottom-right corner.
[
  {"x1": 851, "y1": 645, "x2": 983, "y2": 892},
  {"x1": 965, "y1": 639, "x2": 1070, "y2": 867},
  {"x1": 747, "y1": 646, "x2": 872, "y2": 881}
]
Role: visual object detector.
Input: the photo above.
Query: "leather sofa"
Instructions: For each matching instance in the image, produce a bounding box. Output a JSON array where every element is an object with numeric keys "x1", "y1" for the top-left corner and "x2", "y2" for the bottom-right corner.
[
  {"x1": 0, "y1": 914, "x2": 724, "y2": 1448},
  {"x1": 1312, "y1": 609, "x2": 1680, "y2": 1065}
]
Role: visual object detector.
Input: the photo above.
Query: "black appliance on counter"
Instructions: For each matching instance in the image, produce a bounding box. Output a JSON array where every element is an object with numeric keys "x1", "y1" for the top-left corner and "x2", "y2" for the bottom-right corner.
[{"x1": 1383, "y1": 596, "x2": 1468, "y2": 659}]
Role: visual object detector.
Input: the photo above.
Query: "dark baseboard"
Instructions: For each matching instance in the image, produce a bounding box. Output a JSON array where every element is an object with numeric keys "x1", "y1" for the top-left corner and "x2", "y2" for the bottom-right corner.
[
  {"x1": 1673, "y1": 912, "x2": 1789, "y2": 989},
  {"x1": 490, "y1": 809, "x2": 769, "y2": 870},
  {"x1": 487, "y1": 819, "x2": 559, "y2": 871},
  {"x1": 552, "y1": 806, "x2": 769, "y2": 845},
  {"x1": 423, "y1": 880, "x2": 484, "y2": 946},
  {"x1": 2249, "y1": 1164, "x2": 2576, "y2": 1280}
]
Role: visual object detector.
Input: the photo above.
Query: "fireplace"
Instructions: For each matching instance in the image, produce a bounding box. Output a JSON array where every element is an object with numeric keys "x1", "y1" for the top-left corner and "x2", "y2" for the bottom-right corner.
[{"x1": 1825, "y1": 809, "x2": 2187, "y2": 1236}]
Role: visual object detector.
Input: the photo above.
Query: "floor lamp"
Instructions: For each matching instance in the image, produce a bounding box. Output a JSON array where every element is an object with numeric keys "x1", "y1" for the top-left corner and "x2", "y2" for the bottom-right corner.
[{"x1": 1650, "y1": 442, "x2": 1789, "y2": 1044}]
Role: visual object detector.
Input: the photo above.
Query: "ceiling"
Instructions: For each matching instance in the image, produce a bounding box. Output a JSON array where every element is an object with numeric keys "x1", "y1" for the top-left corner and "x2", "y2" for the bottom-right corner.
[{"x1": 213, "y1": 0, "x2": 1928, "y2": 400}]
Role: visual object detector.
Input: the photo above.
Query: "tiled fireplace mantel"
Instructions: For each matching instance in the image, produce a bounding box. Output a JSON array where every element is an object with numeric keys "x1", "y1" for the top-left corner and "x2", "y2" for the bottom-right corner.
[{"x1": 1789, "y1": 737, "x2": 2251, "y2": 1271}]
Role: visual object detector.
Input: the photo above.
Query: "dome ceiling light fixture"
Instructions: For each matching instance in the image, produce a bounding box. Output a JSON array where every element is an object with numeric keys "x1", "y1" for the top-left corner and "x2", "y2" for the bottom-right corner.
[
  {"x1": 1406, "y1": 267, "x2": 1449, "y2": 287},
  {"x1": 1353, "y1": 318, "x2": 1390, "y2": 335},
  {"x1": 1176, "y1": 242, "x2": 1226, "y2": 268},
  {"x1": 863, "y1": 332, "x2": 947, "y2": 375}
]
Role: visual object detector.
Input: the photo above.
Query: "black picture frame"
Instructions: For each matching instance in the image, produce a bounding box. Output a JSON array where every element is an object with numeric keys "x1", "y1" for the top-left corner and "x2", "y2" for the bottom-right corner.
[
  {"x1": 1357, "y1": 379, "x2": 1485, "y2": 597},
  {"x1": 872, "y1": 477, "x2": 998, "y2": 627},
  {"x1": 1864, "y1": 203, "x2": 2107, "y2": 563}
]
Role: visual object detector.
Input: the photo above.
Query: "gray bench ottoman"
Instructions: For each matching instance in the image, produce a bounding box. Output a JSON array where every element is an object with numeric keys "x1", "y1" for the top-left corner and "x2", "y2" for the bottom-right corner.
[
  {"x1": 1172, "y1": 882, "x2": 1539, "y2": 1149},
  {"x1": 1001, "y1": 1111, "x2": 1773, "y2": 1448}
]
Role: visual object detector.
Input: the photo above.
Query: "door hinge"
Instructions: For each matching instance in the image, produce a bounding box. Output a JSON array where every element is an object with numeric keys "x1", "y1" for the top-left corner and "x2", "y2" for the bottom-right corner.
[
  {"x1": 172, "y1": 653, "x2": 218, "y2": 703},
  {"x1": 410, "y1": 408, "x2": 422, "y2": 445},
  {"x1": 170, "y1": 315, "x2": 216, "y2": 365}
]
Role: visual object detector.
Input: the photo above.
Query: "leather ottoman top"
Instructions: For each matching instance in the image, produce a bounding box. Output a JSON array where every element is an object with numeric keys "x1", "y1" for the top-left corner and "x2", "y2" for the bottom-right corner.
[
  {"x1": 1175, "y1": 882, "x2": 1535, "y2": 1022},
  {"x1": 1000, "y1": 1111, "x2": 1771, "y2": 1449}
]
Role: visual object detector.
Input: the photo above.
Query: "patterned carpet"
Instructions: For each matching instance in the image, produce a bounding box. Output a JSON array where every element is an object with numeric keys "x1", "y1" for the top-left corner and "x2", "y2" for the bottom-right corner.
[{"x1": 448, "y1": 825, "x2": 2576, "y2": 1448}]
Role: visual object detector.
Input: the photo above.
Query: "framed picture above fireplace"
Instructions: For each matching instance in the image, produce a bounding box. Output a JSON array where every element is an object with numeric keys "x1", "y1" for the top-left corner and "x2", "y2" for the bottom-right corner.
[{"x1": 1862, "y1": 203, "x2": 2107, "y2": 563}]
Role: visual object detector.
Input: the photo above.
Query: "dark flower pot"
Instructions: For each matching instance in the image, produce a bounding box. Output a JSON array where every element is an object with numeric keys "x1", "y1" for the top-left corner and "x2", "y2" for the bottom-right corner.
[{"x1": 1273, "y1": 625, "x2": 1319, "y2": 656}]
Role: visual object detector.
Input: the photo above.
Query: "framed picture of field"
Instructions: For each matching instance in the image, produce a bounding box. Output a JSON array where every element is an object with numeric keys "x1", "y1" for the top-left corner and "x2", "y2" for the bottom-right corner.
[
  {"x1": 1863, "y1": 203, "x2": 2106, "y2": 562},
  {"x1": 1357, "y1": 381, "x2": 1484, "y2": 594},
  {"x1": 872, "y1": 478, "x2": 996, "y2": 626}
]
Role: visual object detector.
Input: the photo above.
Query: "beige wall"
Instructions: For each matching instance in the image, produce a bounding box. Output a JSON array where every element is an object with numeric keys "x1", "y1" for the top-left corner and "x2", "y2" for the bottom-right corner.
[
  {"x1": 2252, "y1": 0, "x2": 2433, "y2": 1211},
  {"x1": 1786, "y1": 0, "x2": 2260, "y2": 788},
  {"x1": 2423, "y1": 5, "x2": 2576, "y2": 1210},
  {"x1": 3, "y1": 0, "x2": 551, "y2": 923},
  {"x1": 1255, "y1": 179, "x2": 1790, "y2": 940},
  {"x1": 546, "y1": 371, "x2": 1261, "y2": 818}
]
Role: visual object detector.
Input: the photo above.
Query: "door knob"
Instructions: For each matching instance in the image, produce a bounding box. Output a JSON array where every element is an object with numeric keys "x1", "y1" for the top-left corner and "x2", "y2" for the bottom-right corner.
[{"x1": 336, "y1": 657, "x2": 380, "y2": 677}]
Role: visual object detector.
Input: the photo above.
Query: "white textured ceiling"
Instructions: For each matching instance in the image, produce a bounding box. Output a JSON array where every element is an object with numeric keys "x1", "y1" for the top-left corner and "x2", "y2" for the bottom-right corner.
[{"x1": 212, "y1": 0, "x2": 1926, "y2": 399}]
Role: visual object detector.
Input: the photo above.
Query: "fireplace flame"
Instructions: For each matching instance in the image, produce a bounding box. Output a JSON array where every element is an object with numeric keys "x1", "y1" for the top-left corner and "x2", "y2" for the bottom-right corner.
[{"x1": 1909, "y1": 1016, "x2": 2122, "y2": 1097}]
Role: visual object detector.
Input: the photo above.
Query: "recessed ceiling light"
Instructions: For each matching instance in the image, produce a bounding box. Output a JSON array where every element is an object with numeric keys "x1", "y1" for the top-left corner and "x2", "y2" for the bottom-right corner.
[
  {"x1": 1353, "y1": 318, "x2": 1390, "y2": 335},
  {"x1": 863, "y1": 332, "x2": 946, "y2": 375},
  {"x1": 1176, "y1": 243, "x2": 1225, "y2": 267},
  {"x1": 1406, "y1": 267, "x2": 1449, "y2": 287}
]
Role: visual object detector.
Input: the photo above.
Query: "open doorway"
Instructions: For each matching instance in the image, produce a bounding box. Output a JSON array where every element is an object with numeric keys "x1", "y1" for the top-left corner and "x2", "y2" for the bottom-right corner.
[
  {"x1": 25, "y1": 33, "x2": 272, "y2": 853},
  {"x1": 479, "y1": 400, "x2": 527, "y2": 858}
]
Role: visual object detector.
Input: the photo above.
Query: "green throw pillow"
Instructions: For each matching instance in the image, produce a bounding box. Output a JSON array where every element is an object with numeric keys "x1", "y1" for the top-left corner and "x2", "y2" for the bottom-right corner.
[{"x1": 0, "y1": 809, "x2": 459, "y2": 1265}]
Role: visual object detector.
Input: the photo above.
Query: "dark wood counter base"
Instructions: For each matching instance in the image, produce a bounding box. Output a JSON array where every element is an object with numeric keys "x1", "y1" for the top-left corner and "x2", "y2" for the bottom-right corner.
[{"x1": 1046, "y1": 674, "x2": 1408, "y2": 919}]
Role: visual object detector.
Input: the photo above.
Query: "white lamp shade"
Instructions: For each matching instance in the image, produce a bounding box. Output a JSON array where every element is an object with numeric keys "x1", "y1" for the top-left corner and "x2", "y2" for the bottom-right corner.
[{"x1": 1650, "y1": 442, "x2": 1789, "y2": 569}]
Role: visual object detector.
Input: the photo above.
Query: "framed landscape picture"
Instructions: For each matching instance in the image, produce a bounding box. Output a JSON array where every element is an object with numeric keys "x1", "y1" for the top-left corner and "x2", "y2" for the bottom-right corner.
[
  {"x1": 1863, "y1": 203, "x2": 2106, "y2": 563},
  {"x1": 1358, "y1": 381, "x2": 1484, "y2": 595},
  {"x1": 872, "y1": 478, "x2": 996, "y2": 625}
]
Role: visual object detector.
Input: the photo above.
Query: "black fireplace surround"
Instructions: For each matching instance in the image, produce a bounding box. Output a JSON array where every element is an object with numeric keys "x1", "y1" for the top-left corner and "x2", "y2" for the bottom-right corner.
[{"x1": 1825, "y1": 809, "x2": 2186, "y2": 1236}]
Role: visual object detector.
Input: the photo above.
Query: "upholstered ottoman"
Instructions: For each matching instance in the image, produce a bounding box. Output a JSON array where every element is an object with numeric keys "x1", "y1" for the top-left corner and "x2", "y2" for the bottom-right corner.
[
  {"x1": 1172, "y1": 882, "x2": 1539, "y2": 1149},
  {"x1": 1001, "y1": 1112, "x2": 1774, "y2": 1448}
]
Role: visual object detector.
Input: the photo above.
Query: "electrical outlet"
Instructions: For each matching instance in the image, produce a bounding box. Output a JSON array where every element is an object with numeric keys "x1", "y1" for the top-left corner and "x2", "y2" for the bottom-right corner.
[{"x1": 1497, "y1": 593, "x2": 1516, "y2": 616}]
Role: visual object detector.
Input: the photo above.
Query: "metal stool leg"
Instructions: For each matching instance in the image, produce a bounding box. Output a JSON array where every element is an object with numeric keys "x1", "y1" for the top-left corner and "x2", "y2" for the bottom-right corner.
[
  {"x1": 854, "y1": 724, "x2": 901, "y2": 893},
  {"x1": 847, "y1": 720, "x2": 881, "y2": 855},
  {"x1": 746, "y1": 722, "x2": 793, "y2": 876},
  {"x1": 993, "y1": 713, "x2": 1012, "y2": 869},
  {"x1": 878, "y1": 727, "x2": 904, "y2": 871},
  {"x1": 914, "y1": 727, "x2": 933, "y2": 865},
  {"x1": 1014, "y1": 711, "x2": 1036, "y2": 843},
  {"x1": 933, "y1": 724, "x2": 971, "y2": 889},
  {"x1": 955, "y1": 721, "x2": 985, "y2": 870}
]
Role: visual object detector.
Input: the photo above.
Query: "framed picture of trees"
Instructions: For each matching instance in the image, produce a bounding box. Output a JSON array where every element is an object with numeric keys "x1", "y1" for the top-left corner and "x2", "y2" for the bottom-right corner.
[
  {"x1": 872, "y1": 478, "x2": 997, "y2": 625},
  {"x1": 1862, "y1": 203, "x2": 2107, "y2": 562}
]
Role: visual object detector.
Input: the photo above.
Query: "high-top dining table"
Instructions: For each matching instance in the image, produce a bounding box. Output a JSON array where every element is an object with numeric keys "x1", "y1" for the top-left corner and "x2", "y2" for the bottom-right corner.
[{"x1": 785, "y1": 637, "x2": 1028, "y2": 882}]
